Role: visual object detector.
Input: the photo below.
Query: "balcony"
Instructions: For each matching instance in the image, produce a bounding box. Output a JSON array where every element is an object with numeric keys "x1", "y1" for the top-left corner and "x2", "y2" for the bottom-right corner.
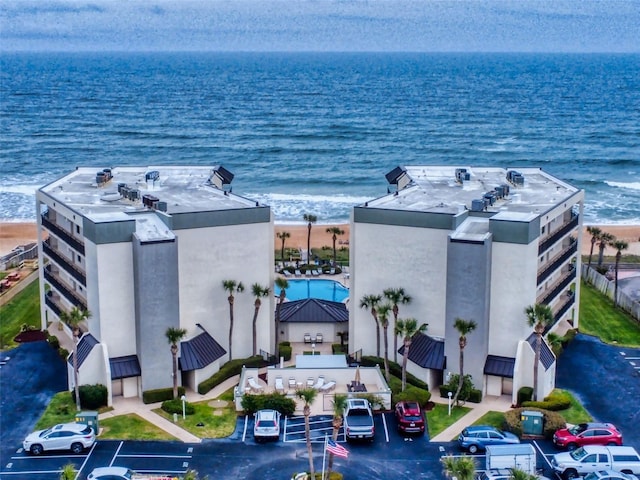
[
  {"x1": 538, "y1": 213, "x2": 579, "y2": 255},
  {"x1": 41, "y1": 212, "x2": 85, "y2": 255},
  {"x1": 45, "y1": 291, "x2": 63, "y2": 316},
  {"x1": 539, "y1": 268, "x2": 576, "y2": 305},
  {"x1": 42, "y1": 240, "x2": 86, "y2": 286},
  {"x1": 537, "y1": 239, "x2": 578, "y2": 285},
  {"x1": 554, "y1": 295, "x2": 575, "y2": 323},
  {"x1": 44, "y1": 266, "x2": 87, "y2": 310}
]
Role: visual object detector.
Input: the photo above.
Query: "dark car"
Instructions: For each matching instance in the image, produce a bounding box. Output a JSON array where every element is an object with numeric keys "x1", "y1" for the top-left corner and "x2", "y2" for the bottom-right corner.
[
  {"x1": 553, "y1": 423, "x2": 623, "y2": 450},
  {"x1": 394, "y1": 401, "x2": 425, "y2": 435},
  {"x1": 458, "y1": 425, "x2": 520, "y2": 453}
]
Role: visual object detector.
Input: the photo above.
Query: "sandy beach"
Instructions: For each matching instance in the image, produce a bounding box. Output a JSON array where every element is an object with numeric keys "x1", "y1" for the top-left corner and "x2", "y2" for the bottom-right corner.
[{"x1": 1, "y1": 221, "x2": 639, "y2": 258}]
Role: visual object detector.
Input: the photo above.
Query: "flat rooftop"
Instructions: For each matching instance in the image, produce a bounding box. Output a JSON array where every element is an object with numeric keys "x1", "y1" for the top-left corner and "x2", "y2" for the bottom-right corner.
[
  {"x1": 39, "y1": 166, "x2": 260, "y2": 222},
  {"x1": 365, "y1": 166, "x2": 580, "y2": 217}
]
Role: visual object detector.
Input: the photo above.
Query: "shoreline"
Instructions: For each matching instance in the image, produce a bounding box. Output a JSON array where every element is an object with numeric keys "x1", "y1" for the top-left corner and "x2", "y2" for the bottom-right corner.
[{"x1": 2, "y1": 221, "x2": 639, "y2": 258}]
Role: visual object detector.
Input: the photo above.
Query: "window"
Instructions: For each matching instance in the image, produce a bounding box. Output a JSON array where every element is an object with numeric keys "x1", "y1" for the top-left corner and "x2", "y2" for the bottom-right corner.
[
  {"x1": 76, "y1": 225, "x2": 80, "y2": 234},
  {"x1": 582, "y1": 454, "x2": 597, "y2": 462}
]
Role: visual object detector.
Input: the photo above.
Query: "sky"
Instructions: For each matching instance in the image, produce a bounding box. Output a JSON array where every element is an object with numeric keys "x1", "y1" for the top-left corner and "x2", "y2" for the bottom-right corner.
[{"x1": 0, "y1": 0, "x2": 639, "y2": 53}]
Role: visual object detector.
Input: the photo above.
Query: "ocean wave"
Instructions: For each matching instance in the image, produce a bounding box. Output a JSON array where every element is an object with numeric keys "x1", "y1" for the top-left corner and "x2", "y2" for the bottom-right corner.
[{"x1": 605, "y1": 181, "x2": 640, "y2": 191}]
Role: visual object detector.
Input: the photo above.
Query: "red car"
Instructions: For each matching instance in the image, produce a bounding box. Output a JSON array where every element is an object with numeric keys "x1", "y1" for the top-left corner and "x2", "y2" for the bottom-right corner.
[
  {"x1": 553, "y1": 422, "x2": 623, "y2": 450},
  {"x1": 394, "y1": 401, "x2": 425, "y2": 435}
]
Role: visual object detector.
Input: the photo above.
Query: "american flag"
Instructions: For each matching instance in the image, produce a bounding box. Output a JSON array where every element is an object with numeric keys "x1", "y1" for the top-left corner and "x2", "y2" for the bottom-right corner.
[{"x1": 326, "y1": 438, "x2": 349, "y2": 458}]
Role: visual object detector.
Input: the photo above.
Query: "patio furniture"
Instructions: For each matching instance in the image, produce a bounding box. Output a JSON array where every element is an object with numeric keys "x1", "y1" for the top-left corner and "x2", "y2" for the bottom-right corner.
[
  {"x1": 275, "y1": 376, "x2": 285, "y2": 393},
  {"x1": 283, "y1": 270, "x2": 292, "y2": 277},
  {"x1": 304, "y1": 333, "x2": 312, "y2": 344},
  {"x1": 247, "y1": 377, "x2": 264, "y2": 393},
  {"x1": 288, "y1": 377, "x2": 297, "y2": 389},
  {"x1": 315, "y1": 333, "x2": 323, "y2": 344},
  {"x1": 295, "y1": 269, "x2": 302, "y2": 277},
  {"x1": 319, "y1": 380, "x2": 336, "y2": 392},
  {"x1": 312, "y1": 269, "x2": 320, "y2": 276},
  {"x1": 312, "y1": 376, "x2": 325, "y2": 390},
  {"x1": 306, "y1": 377, "x2": 315, "y2": 388}
]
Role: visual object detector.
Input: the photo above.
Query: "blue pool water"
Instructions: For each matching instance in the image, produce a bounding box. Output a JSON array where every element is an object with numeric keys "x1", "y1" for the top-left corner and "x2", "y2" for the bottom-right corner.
[{"x1": 274, "y1": 279, "x2": 349, "y2": 302}]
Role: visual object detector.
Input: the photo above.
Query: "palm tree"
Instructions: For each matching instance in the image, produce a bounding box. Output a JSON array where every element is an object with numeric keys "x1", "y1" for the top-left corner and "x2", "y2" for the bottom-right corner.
[
  {"x1": 327, "y1": 394, "x2": 348, "y2": 476},
  {"x1": 165, "y1": 326, "x2": 187, "y2": 399},
  {"x1": 222, "y1": 279, "x2": 245, "y2": 360},
  {"x1": 59, "y1": 463, "x2": 76, "y2": 480},
  {"x1": 359, "y1": 294, "x2": 382, "y2": 357},
  {"x1": 452, "y1": 317, "x2": 477, "y2": 406},
  {"x1": 441, "y1": 454, "x2": 477, "y2": 480},
  {"x1": 326, "y1": 226, "x2": 345, "y2": 265},
  {"x1": 250, "y1": 283, "x2": 270, "y2": 356},
  {"x1": 509, "y1": 468, "x2": 539, "y2": 480},
  {"x1": 296, "y1": 388, "x2": 318, "y2": 477},
  {"x1": 275, "y1": 277, "x2": 289, "y2": 358},
  {"x1": 303, "y1": 213, "x2": 317, "y2": 264},
  {"x1": 59, "y1": 306, "x2": 91, "y2": 411},
  {"x1": 377, "y1": 303, "x2": 392, "y2": 381},
  {"x1": 183, "y1": 470, "x2": 206, "y2": 480},
  {"x1": 524, "y1": 303, "x2": 554, "y2": 401},
  {"x1": 586, "y1": 226, "x2": 602, "y2": 269},
  {"x1": 383, "y1": 287, "x2": 412, "y2": 363},
  {"x1": 610, "y1": 239, "x2": 629, "y2": 306},
  {"x1": 597, "y1": 232, "x2": 615, "y2": 268},
  {"x1": 277, "y1": 230, "x2": 291, "y2": 263},
  {"x1": 395, "y1": 318, "x2": 427, "y2": 391}
]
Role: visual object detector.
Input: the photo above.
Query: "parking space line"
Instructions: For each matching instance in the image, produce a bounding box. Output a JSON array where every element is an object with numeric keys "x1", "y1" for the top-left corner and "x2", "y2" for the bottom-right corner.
[
  {"x1": 242, "y1": 415, "x2": 248, "y2": 442},
  {"x1": 118, "y1": 454, "x2": 192, "y2": 458},
  {"x1": 382, "y1": 413, "x2": 389, "y2": 443},
  {"x1": 0, "y1": 469, "x2": 63, "y2": 475},
  {"x1": 76, "y1": 442, "x2": 98, "y2": 476},
  {"x1": 10, "y1": 454, "x2": 86, "y2": 460},
  {"x1": 109, "y1": 441, "x2": 124, "y2": 466}
]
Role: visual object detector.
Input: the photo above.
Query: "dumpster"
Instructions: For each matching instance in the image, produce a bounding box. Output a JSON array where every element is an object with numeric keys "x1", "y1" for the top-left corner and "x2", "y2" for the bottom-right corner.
[
  {"x1": 75, "y1": 411, "x2": 99, "y2": 435},
  {"x1": 520, "y1": 410, "x2": 544, "y2": 435}
]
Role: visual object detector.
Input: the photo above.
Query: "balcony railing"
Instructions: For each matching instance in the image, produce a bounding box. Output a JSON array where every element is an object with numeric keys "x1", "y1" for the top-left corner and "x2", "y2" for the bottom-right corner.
[
  {"x1": 554, "y1": 295, "x2": 575, "y2": 323},
  {"x1": 537, "y1": 239, "x2": 578, "y2": 285},
  {"x1": 538, "y1": 213, "x2": 579, "y2": 255},
  {"x1": 42, "y1": 240, "x2": 86, "y2": 286},
  {"x1": 539, "y1": 269, "x2": 576, "y2": 305},
  {"x1": 41, "y1": 212, "x2": 85, "y2": 255},
  {"x1": 44, "y1": 266, "x2": 87, "y2": 310},
  {"x1": 45, "y1": 292, "x2": 62, "y2": 316}
]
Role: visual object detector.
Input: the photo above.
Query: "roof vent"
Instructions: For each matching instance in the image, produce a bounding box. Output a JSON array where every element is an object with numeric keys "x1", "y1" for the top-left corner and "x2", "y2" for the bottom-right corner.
[
  {"x1": 145, "y1": 171, "x2": 160, "y2": 182},
  {"x1": 507, "y1": 170, "x2": 525, "y2": 186},
  {"x1": 455, "y1": 168, "x2": 470, "y2": 183},
  {"x1": 96, "y1": 169, "x2": 112, "y2": 186},
  {"x1": 471, "y1": 199, "x2": 485, "y2": 212}
]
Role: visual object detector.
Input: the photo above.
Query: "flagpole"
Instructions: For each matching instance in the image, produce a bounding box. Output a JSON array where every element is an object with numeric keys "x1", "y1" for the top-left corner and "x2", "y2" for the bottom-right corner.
[{"x1": 321, "y1": 433, "x2": 328, "y2": 480}]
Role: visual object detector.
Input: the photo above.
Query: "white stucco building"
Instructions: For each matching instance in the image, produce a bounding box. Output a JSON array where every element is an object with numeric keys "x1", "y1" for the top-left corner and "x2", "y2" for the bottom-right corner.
[
  {"x1": 36, "y1": 166, "x2": 274, "y2": 404},
  {"x1": 349, "y1": 166, "x2": 584, "y2": 404}
]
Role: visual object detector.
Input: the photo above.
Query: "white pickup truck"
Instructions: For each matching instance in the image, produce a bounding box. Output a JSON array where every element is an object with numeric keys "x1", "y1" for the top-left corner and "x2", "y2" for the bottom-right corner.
[
  {"x1": 88, "y1": 466, "x2": 180, "y2": 479},
  {"x1": 343, "y1": 398, "x2": 375, "y2": 442},
  {"x1": 551, "y1": 446, "x2": 640, "y2": 479}
]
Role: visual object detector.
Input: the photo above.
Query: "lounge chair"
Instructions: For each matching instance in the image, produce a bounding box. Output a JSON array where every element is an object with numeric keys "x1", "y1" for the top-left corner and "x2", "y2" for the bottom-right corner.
[
  {"x1": 275, "y1": 376, "x2": 285, "y2": 393},
  {"x1": 306, "y1": 377, "x2": 315, "y2": 388},
  {"x1": 319, "y1": 380, "x2": 336, "y2": 392},
  {"x1": 312, "y1": 269, "x2": 319, "y2": 276},
  {"x1": 295, "y1": 269, "x2": 302, "y2": 277},
  {"x1": 304, "y1": 333, "x2": 312, "y2": 344},
  {"x1": 315, "y1": 333, "x2": 323, "y2": 344},
  {"x1": 312, "y1": 376, "x2": 325, "y2": 390},
  {"x1": 247, "y1": 376, "x2": 263, "y2": 393},
  {"x1": 329, "y1": 267, "x2": 336, "y2": 275},
  {"x1": 283, "y1": 270, "x2": 292, "y2": 277},
  {"x1": 288, "y1": 377, "x2": 297, "y2": 389}
]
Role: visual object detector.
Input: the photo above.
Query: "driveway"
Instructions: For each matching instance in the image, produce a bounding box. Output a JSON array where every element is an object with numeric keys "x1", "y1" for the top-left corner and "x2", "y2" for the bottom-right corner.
[
  {"x1": 555, "y1": 333, "x2": 640, "y2": 449},
  {"x1": 0, "y1": 341, "x2": 68, "y2": 451}
]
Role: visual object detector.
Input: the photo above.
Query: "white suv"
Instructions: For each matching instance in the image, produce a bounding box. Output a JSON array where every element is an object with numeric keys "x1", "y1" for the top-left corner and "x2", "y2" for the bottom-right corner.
[
  {"x1": 23, "y1": 422, "x2": 96, "y2": 455},
  {"x1": 253, "y1": 409, "x2": 281, "y2": 442}
]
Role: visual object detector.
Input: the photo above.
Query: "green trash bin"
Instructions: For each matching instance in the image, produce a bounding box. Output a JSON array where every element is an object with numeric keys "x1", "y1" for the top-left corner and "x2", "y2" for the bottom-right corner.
[
  {"x1": 520, "y1": 410, "x2": 544, "y2": 435},
  {"x1": 75, "y1": 411, "x2": 99, "y2": 435}
]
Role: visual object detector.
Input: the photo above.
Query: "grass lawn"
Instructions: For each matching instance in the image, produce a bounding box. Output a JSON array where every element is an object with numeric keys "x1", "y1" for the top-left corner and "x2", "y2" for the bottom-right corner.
[
  {"x1": 0, "y1": 279, "x2": 41, "y2": 349},
  {"x1": 100, "y1": 414, "x2": 177, "y2": 440},
  {"x1": 555, "y1": 389, "x2": 592, "y2": 424},
  {"x1": 35, "y1": 391, "x2": 113, "y2": 429},
  {"x1": 472, "y1": 411, "x2": 506, "y2": 429},
  {"x1": 426, "y1": 403, "x2": 471, "y2": 440},
  {"x1": 579, "y1": 280, "x2": 640, "y2": 347},
  {"x1": 153, "y1": 389, "x2": 237, "y2": 439}
]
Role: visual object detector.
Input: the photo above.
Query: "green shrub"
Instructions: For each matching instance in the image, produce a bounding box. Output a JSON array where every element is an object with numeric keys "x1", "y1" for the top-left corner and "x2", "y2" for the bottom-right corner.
[
  {"x1": 241, "y1": 393, "x2": 296, "y2": 416},
  {"x1": 393, "y1": 386, "x2": 432, "y2": 407},
  {"x1": 279, "y1": 344, "x2": 292, "y2": 361},
  {"x1": 517, "y1": 386, "x2": 533, "y2": 405},
  {"x1": 47, "y1": 334, "x2": 60, "y2": 349},
  {"x1": 361, "y1": 356, "x2": 428, "y2": 390},
  {"x1": 562, "y1": 329, "x2": 578, "y2": 346},
  {"x1": 441, "y1": 374, "x2": 476, "y2": 403},
  {"x1": 198, "y1": 356, "x2": 267, "y2": 394},
  {"x1": 142, "y1": 386, "x2": 186, "y2": 404},
  {"x1": 468, "y1": 389, "x2": 482, "y2": 404},
  {"x1": 522, "y1": 390, "x2": 571, "y2": 411},
  {"x1": 58, "y1": 347, "x2": 69, "y2": 360},
  {"x1": 503, "y1": 407, "x2": 566, "y2": 439},
  {"x1": 280, "y1": 341, "x2": 291, "y2": 347},
  {"x1": 72, "y1": 384, "x2": 107, "y2": 409},
  {"x1": 291, "y1": 472, "x2": 343, "y2": 480},
  {"x1": 332, "y1": 344, "x2": 347, "y2": 354},
  {"x1": 161, "y1": 399, "x2": 195, "y2": 415}
]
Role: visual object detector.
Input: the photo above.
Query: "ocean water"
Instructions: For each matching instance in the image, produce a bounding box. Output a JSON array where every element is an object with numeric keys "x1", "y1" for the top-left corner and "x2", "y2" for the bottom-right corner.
[{"x1": 1, "y1": 52, "x2": 639, "y2": 224}]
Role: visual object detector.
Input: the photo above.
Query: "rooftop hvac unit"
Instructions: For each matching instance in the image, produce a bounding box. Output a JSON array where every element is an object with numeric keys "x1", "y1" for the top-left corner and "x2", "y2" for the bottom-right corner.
[
  {"x1": 471, "y1": 199, "x2": 485, "y2": 212},
  {"x1": 117, "y1": 183, "x2": 127, "y2": 194},
  {"x1": 495, "y1": 185, "x2": 505, "y2": 198},
  {"x1": 156, "y1": 201, "x2": 168, "y2": 212},
  {"x1": 484, "y1": 192, "x2": 496, "y2": 206},
  {"x1": 455, "y1": 168, "x2": 470, "y2": 182},
  {"x1": 102, "y1": 168, "x2": 112, "y2": 179},
  {"x1": 127, "y1": 189, "x2": 139, "y2": 201},
  {"x1": 500, "y1": 183, "x2": 510, "y2": 196},
  {"x1": 507, "y1": 170, "x2": 525, "y2": 186},
  {"x1": 96, "y1": 171, "x2": 107, "y2": 185},
  {"x1": 142, "y1": 194, "x2": 159, "y2": 208},
  {"x1": 145, "y1": 170, "x2": 160, "y2": 182}
]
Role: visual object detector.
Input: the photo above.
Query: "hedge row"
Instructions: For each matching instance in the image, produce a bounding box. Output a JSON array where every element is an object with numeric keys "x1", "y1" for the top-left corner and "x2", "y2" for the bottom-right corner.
[
  {"x1": 162, "y1": 399, "x2": 196, "y2": 415},
  {"x1": 503, "y1": 407, "x2": 566, "y2": 439},
  {"x1": 143, "y1": 386, "x2": 186, "y2": 404},
  {"x1": 439, "y1": 385, "x2": 482, "y2": 403},
  {"x1": 360, "y1": 356, "x2": 429, "y2": 390},
  {"x1": 522, "y1": 390, "x2": 572, "y2": 411},
  {"x1": 241, "y1": 392, "x2": 296, "y2": 416},
  {"x1": 71, "y1": 384, "x2": 108, "y2": 409},
  {"x1": 279, "y1": 344, "x2": 292, "y2": 361},
  {"x1": 198, "y1": 355, "x2": 267, "y2": 394}
]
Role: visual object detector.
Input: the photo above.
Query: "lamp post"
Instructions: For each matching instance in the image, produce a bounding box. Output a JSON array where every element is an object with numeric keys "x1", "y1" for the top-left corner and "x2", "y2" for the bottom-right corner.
[
  {"x1": 181, "y1": 394, "x2": 186, "y2": 420},
  {"x1": 448, "y1": 391, "x2": 452, "y2": 416},
  {"x1": 311, "y1": 343, "x2": 316, "y2": 356}
]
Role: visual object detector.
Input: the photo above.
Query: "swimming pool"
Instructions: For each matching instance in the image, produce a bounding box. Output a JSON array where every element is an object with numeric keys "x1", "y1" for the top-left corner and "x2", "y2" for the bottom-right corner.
[{"x1": 274, "y1": 279, "x2": 349, "y2": 302}]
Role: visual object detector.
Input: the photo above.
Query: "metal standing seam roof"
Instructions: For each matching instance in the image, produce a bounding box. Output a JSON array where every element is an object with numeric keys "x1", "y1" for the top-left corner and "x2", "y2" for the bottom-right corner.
[
  {"x1": 279, "y1": 298, "x2": 349, "y2": 323},
  {"x1": 398, "y1": 333, "x2": 446, "y2": 370},
  {"x1": 484, "y1": 355, "x2": 516, "y2": 378},
  {"x1": 109, "y1": 355, "x2": 141, "y2": 380},
  {"x1": 526, "y1": 333, "x2": 555, "y2": 370},
  {"x1": 179, "y1": 330, "x2": 226, "y2": 372},
  {"x1": 67, "y1": 333, "x2": 99, "y2": 367}
]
